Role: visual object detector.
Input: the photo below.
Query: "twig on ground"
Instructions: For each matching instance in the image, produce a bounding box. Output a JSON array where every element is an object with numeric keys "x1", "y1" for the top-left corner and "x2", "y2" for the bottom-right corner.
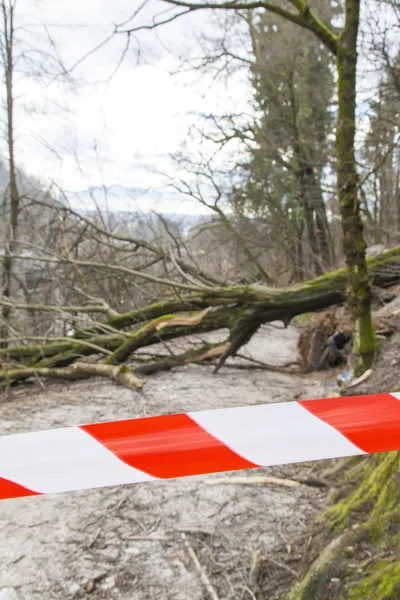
[
  {"x1": 181, "y1": 532, "x2": 220, "y2": 600},
  {"x1": 248, "y1": 550, "x2": 262, "y2": 598},
  {"x1": 125, "y1": 535, "x2": 168, "y2": 541},
  {"x1": 239, "y1": 585, "x2": 257, "y2": 600},
  {"x1": 88, "y1": 527, "x2": 102, "y2": 548},
  {"x1": 204, "y1": 476, "x2": 301, "y2": 489},
  {"x1": 294, "y1": 476, "x2": 329, "y2": 488},
  {"x1": 236, "y1": 353, "x2": 299, "y2": 372},
  {"x1": 343, "y1": 368, "x2": 373, "y2": 389},
  {"x1": 321, "y1": 457, "x2": 352, "y2": 479},
  {"x1": 264, "y1": 555, "x2": 298, "y2": 577}
]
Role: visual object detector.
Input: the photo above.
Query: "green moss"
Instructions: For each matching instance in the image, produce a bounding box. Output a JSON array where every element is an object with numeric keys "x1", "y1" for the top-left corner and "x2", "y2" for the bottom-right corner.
[
  {"x1": 352, "y1": 311, "x2": 379, "y2": 375},
  {"x1": 349, "y1": 562, "x2": 400, "y2": 599},
  {"x1": 108, "y1": 307, "x2": 239, "y2": 364},
  {"x1": 0, "y1": 340, "x2": 72, "y2": 359},
  {"x1": 107, "y1": 312, "x2": 196, "y2": 364},
  {"x1": 32, "y1": 334, "x2": 121, "y2": 369},
  {"x1": 293, "y1": 265, "x2": 347, "y2": 292},
  {"x1": 293, "y1": 312, "x2": 314, "y2": 325},
  {"x1": 286, "y1": 451, "x2": 400, "y2": 600},
  {"x1": 100, "y1": 298, "x2": 204, "y2": 332},
  {"x1": 367, "y1": 245, "x2": 400, "y2": 269},
  {"x1": 286, "y1": 533, "x2": 351, "y2": 600},
  {"x1": 227, "y1": 306, "x2": 251, "y2": 333},
  {"x1": 328, "y1": 453, "x2": 400, "y2": 538},
  {"x1": 289, "y1": 246, "x2": 400, "y2": 304}
]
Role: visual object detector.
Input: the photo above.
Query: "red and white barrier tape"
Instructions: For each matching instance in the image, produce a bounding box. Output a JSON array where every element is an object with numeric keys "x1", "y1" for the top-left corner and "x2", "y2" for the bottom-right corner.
[{"x1": 1, "y1": 392, "x2": 400, "y2": 501}]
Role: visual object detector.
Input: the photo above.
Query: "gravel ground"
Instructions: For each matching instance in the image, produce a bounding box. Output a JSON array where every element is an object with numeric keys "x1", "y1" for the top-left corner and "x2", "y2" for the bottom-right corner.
[{"x1": 0, "y1": 323, "x2": 334, "y2": 600}]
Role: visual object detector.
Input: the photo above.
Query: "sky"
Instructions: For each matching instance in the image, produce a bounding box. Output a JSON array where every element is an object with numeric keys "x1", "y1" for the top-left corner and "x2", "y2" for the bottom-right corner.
[
  {"x1": 0, "y1": 0, "x2": 251, "y2": 214},
  {"x1": 0, "y1": 0, "x2": 398, "y2": 214}
]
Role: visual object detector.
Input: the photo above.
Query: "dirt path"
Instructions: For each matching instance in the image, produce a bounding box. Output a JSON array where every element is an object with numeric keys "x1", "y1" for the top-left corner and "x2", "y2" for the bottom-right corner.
[{"x1": 0, "y1": 324, "x2": 334, "y2": 600}]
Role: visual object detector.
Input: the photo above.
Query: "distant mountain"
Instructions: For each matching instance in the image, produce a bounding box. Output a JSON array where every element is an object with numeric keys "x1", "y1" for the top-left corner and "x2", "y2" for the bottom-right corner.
[
  {"x1": 0, "y1": 159, "x2": 61, "y2": 216},
  {"x1": 78, "y1": 207, "x2": 210, "y2": 238},
  {"x1": 0, "y1": 158, "x2": 50, "y2": 192},
  {"x1": 63, "y1": 184, "x2": 213, "y2": 237},
  {"x1": 64, "y1": 185, "x2": 213, "y2": 218},
  {"x1": 0, "y1": 159, "x2": 9, "y2": 188}
]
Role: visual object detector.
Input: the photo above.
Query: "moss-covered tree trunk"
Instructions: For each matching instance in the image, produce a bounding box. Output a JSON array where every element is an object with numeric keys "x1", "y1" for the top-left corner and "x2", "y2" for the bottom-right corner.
[
  {"x1": 336, "y1": 0, "x2": 378, "y2": 374},
  {"x1": 1, "y1": 246, "x2": 399, "y2": 386},
  {"x1": 286, "y1": 451, "x2": 400, "y2": 600}
]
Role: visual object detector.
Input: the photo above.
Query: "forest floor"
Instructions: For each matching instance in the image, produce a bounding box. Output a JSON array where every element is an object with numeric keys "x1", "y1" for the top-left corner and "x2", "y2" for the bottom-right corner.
[{"x1": 0, "y1": 307, "x2": 399, "y2": 600}]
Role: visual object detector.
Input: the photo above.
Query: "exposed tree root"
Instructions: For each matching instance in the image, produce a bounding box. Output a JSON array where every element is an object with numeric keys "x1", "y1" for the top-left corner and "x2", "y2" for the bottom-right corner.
[{"x1": 286, "y1": 532, "x2": 354, "y2": 600}]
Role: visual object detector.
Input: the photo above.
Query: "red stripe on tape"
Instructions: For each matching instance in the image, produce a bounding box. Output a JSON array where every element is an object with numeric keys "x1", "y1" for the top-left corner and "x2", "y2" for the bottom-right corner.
[
  {"x1": 0, "y1": 477, "x2": 39, "y2": 500},
  {"x1": 82, "y1": 413, "x2": 257, "y2": 478},
  {"x1": 299, "y1": 393, "x2": 400, "y2": 453}
]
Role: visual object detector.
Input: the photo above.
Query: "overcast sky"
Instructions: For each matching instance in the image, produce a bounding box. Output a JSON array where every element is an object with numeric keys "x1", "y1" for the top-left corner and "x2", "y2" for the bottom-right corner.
[
  {"x1": 0, "y1": 0, "x2": 250, "y2": 214},
  {"x1": 0, "y1": 0, "x2": 397, "y2": 214}
]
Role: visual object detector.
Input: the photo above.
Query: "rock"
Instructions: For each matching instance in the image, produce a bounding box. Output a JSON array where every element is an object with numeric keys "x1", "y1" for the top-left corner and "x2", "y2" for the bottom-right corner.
[
  {"x1": 0, "y1": 589, "x2": 19, "y2": 600},
  {"x1": 85, "y1": 581, "x2": 94, "y2": 593},
  {"x1": 102, "y1": 576, "x2": 116, "y2": 590},
  {"x1": 125, "y1": 546, "x2": 141, "y2": 556},
  {"x1": 67, "y1": 583, "x2": 81, "y2": 598}
]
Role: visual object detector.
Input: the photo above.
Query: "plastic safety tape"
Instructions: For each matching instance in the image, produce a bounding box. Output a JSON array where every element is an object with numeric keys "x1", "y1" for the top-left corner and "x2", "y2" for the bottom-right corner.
[{"x1": 1, "y1": 392, "x2": 400, "y2": 501}]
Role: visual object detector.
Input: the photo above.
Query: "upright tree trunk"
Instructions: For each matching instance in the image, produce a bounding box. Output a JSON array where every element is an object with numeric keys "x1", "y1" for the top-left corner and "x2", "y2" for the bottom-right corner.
[
  {"x1": 336, "y1": 0, "x2": 377, "y2": 373},
  {"x1": 288, "y1": 77, "x2": 323, "y2": 277},
  {"x1": 300, "y1": 188, "x2": 322, "y2": 275},
  {"x1": 296, "y1": 165, "x2": 322, "y2": 276},
  {"x1": 300, "y1": 163, "x2": 333, "y2": 270},
  {"x1": 292, "y1": 221, "x2": 305, "y2": 281},
  {"x1": 310, "y1": 170, "x2": 334, "y2": 266},
  {"x1": 0, "y1": 1, "x2": 19, "y2": 348}
]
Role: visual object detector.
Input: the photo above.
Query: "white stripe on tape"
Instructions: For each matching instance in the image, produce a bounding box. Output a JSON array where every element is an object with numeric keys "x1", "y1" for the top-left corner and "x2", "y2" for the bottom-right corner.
[
  {"x1": 189, "y1": 402, "x2": 365, "y2": 466},
  {"x1": 0, "y1": 427, "x2": 155, "y2": 494}
]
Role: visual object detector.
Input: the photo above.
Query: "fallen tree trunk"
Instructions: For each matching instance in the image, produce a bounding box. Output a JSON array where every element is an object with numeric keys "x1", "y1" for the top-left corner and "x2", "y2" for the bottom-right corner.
[
  {"x1": 1, "y1": 362, "x2": 146, "y2": 390},
  {"x1": 29, "y1": 306, "x2": 238, "y2": 370},
  {"x1": 1, "y1": 344, "x2": 230, "y2": 390},
  {"x1": 62, "y1": 246, "x2": 400, "y2": 341},
  {"x1": 1, "y1": 246, "x2": 399, "y2": 388},
  {"x1": 106, "y1": 308, "x2": 213, "y2": 364}
]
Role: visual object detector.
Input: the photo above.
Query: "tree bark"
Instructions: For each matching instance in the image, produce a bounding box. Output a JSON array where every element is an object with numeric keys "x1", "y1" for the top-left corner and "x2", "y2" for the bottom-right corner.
[
  {"x1": 310, "y1": 170, "x2": 333, "y2": 267},
  {"x1": 288, "y1": 76, "x2": 323, "y2": 277},
  {"x1": 296, "y1": 164, "x2": 333, "y2": 274},
  {"x1": 336, "y1": 0, "x2": 378, "y2": 374}
]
